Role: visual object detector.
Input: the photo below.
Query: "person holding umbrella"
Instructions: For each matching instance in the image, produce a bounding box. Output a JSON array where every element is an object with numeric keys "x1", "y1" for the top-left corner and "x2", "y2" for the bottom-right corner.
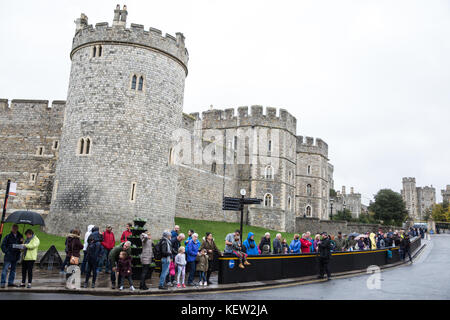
[
  {"x1": 20, "y1": 229, "x2": 40, "y2": 288},
  {"x1": 0, "y1": 224, "x2": 23, "y2": 288}
]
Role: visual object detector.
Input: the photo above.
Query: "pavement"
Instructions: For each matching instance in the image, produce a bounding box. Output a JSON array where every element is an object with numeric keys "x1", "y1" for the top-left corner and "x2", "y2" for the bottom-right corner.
[{"x1": 0, "y1": 235, "x2": 444, "y2": 300}]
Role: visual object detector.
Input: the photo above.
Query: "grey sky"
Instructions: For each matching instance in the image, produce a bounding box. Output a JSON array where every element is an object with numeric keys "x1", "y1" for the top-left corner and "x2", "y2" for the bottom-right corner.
[{"x1": 1, "y1": 0, "x2": 449, "y2": 204}]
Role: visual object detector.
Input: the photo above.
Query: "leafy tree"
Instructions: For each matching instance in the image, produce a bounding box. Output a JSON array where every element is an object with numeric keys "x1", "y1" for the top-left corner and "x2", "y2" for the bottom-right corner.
[
  {"x1": 431, "y1": 204, "x2": 450, "y2": 222},
  {"x1": 334, "y1": 209, "x2": 353, "y2": 221},
  {"x1": 329, "y1": 189, "x2": 337, "y2": 197},
  {"x1": 368, "y1": 189, "x2": 408, "y2": 225},
  {"x1": 423, "y1": 207, "x2": 432, "y2": 222},
  {"x1": 358, "y1": 211, "x2": 378, "y2": 224}
]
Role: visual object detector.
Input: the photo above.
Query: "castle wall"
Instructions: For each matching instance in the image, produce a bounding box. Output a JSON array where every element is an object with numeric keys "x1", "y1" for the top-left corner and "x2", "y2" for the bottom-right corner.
[{"x1": 0, "y1": 100, "x2": 64, "y2": 214}]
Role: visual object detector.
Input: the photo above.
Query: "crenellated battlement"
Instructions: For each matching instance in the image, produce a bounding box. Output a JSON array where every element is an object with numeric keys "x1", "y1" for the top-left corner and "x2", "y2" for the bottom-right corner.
[
  {"x1": 189, "y1": 106, "x2": 297, "y2": 136},
  {"x1": 296, "y1": 135, "x2": 328, "y2": 158},
  {"x1": 402, "y1": 177, "x2": 416, "y2": 184},
  {"x1": 71, "y1": 5, "x2": 188, "y2": 72},
  {"x1": 0, "y1": 99, "x2": 66, "y2": 113}
]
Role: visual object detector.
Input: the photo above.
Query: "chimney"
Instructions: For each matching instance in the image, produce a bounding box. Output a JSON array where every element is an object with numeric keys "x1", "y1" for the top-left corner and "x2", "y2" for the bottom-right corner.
[{"x1": 113, "y1": 4, "x2": 127, "y2": 27}]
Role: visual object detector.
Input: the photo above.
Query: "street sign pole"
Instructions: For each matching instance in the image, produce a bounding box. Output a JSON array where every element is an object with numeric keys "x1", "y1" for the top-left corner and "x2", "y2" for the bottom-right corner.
[
  {"x1": 240, "y1": 194, "x2": 244, "y2": 245},
  {"x1": 0, "y1": 179, "x2": 11, "y2": 244}
]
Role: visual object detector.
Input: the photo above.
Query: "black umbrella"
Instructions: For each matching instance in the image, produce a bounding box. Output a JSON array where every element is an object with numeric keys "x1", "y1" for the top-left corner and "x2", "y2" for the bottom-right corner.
[{"x1": 5, "y1": 210, "x2": 45, "y2": 226}]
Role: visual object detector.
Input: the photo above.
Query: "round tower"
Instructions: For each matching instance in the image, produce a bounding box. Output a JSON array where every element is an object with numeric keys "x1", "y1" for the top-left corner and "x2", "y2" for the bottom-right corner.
[{"x1": 46, "y1": 5, "x2": 188, "y2": 236}]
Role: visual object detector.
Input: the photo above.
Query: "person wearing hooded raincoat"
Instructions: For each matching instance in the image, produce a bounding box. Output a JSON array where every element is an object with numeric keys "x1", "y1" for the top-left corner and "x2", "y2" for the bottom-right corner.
[
  {"x1": 243, "y1": 232, "x2": 259, "y2": 255},
  {"x1": 369, "y1": 233, "x2": 377, "y2": 250}
]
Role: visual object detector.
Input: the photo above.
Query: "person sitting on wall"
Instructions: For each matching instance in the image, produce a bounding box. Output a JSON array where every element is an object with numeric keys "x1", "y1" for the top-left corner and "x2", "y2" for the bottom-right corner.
[
  {"x1": 120, "y1": 223, "x2": 132, "y2": 243},
  {"x1": 231, "y1": 234, "x2": 250, "y2": 269},
  {"x1": 273, "y1": 233, "x2": 282, "y2": 254},
  {"x1": 258, "y1": 232, "x2": 271, "y2": 254},
  {"x1": 243, "y1": 232, "x2": 259, "y2": 255},
  {"x1": 224, "y1": 230, "x2": 240, "y2": 255},
  {"x1": 289, "y1": 234, "x2": 301, "y2": 254}
]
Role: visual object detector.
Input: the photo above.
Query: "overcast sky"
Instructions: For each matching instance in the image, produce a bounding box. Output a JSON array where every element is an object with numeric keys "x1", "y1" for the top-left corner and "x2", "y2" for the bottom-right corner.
[{"x1": 1, "y1": 0, "x2": 449, "y2": 204}]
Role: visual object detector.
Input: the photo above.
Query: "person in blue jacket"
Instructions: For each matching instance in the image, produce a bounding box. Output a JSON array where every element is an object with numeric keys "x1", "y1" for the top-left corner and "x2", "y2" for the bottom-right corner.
[
  {"x1": 185, "y1": 233, "x2": 200, "y2": 286},
  {"x1": 243, "y1": 232, "x2": 259, "y2": 255},
  {"x1": 289, "y1": 234, "x2": 301, "y2": 253}
]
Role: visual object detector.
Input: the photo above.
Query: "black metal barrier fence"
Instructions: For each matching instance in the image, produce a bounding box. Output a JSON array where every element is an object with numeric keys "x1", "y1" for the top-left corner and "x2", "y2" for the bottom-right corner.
[{"x1": 218, "y1": 237, "x2": 421, "y2": 284}]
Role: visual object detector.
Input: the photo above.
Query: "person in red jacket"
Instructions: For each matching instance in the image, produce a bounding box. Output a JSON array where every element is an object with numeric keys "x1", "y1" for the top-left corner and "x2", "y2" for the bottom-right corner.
[
  {"x1": 120, "y1": 223, "x2": 132, "y2": 243},
  {"x1": 300, "y1": 233, "x2": 311, "y2": 253},
  {"x1": 101, "y1": 225, "x2": 116, "y2": 273}
]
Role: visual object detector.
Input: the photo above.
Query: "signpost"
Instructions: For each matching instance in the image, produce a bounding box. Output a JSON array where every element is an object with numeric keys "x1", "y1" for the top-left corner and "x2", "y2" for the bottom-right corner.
[{"x1": 222, "y1": 189, "x2": 262, "y2": 244}]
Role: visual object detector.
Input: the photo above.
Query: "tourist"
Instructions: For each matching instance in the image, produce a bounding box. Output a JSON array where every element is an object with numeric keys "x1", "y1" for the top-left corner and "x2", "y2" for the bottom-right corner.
[
  {"x1": 356, "y1": 236, "x2": 366, "y2": 250},
  {"x1": 259, "y1": 232, "x2": 271, "y2": 254},
  {"x1": 317, "y1": 232, "x2": 331, "y2": 280},
  {"x1": 81, "y1": 225, "x2": 94, "y2": 275},
  {"x1": 369, "y1": 232, "x2": 377, "y2": 250},
  {"x1": 196, "y1": 248, "x2": 209, "y2": 286},
  {"x1": 109, "y1": 241, "x2": 132, "y2": 289},
  {"x1": 300, "y1": 233, "x2": 311, "y2": 253},
  {"x1": 200, "y1": 232, "x2": 221, "y2": 284},
  {"x1": 329, "y1": 235, "x2": 336, "y2": 251},
  {"x1": 243, "y1": 232, "x2": 259, "y2": 255},
  {"x1": 186, "y1": 232, "x2": 200, "y2": 286},
  {"x1": 60, "y1": 229, "x2": 74, "y2": 274},
  {"x1": 21, "y1": 229, "x2": 40, "y2": 288},
  {"x1": 158, "y1": 231, "x2": 173, "y2": 290},
  {"x1": 117, "y1": 251, "x2": 134, "y2": 291},
  {"x1": 120, "y1": 223, "x2": 132, "y2": 243},
  {"x1": 289, "y1": 234, "x2": 301, "y2": 254},
  {"x1": 273, "y1": 233, "x2": 282, "y2": 254},
  {"x1": 168, "y1": 233, "x2": 185, "y2": 286},
  {"x1": 175, "y1": 246, "x2": 187, "y2": 288},
  {"x1": 184, "y1": 229, "x2": 195, "y2": 246},
  {"x1": 313, "y1": 234, "x2": 321, "y2": 252},
  {"x1": 224, "y1": 230, "x2": 240, "y2": 254},
  {"x1": 341, "y1": 234, "x2": 349, "y2": 251},
  {"x1": 66, "y1": 229, "x2": 84, "y2": 266},
  {"x1": 281, "y1": 238, "x2": 289, "y2": 254},
  {"x1": 84, "y1": 226, "x2": 103, "y2": 288},
  {"x1": 171, "y1": 225, "x2": 180, "y2": 241},
  {"x1": 232, "y1": 233, "x2": 250, "y2": 269},
  {"x1": 334, "y1": 232, "x2": 345, "y2": 252},
  {"x1": 347, "y1": 235, "x2": 357, "y2": 251},
  {"x1": 101, "y1": 225, "x2": 116, "y2": 274},
  {"x1": 384, "y1": 233, "x2": 393, "y2": 247},
  {"x1": 1, "y1": 224, "x2": 23, "y2": 288},
  {"x1": 306, "y1": 232, "x2": 314, "y2": 253},
  {"x1": 139, "y1": 231, "x2": 153, "y2": 290}
]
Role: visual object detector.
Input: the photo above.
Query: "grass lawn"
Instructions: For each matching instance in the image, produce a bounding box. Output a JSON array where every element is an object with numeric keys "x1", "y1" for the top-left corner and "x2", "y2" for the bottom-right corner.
[{"x1": 1, "y1": 218, "x2": 296, "y2": 253}]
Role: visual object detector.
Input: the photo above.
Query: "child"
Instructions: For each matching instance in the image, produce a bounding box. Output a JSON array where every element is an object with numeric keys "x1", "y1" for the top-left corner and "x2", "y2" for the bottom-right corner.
[
  {"x1": 232, "y1": 234, "x2": 250, "y2": 269},
  {"x1": 117, "y1": 251, "x2": 135, "y2": 291},
  {"x1": 196, "y1": 249, "x2": 209, "y2": 286},
  {"x1": 175, "y1": 246, "x2": 187, "y2": 288},
  {"x1": 281, "y1": 238, "x2": 289, "y2": 254}
]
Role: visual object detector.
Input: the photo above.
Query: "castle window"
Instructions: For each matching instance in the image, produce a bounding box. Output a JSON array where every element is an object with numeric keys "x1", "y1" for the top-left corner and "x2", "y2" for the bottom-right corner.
[
  {"x1": 77, "y1": 137, "x2": 91, "y2": 155},
  {"x1": 131, "y1": 75, "x2": 137, "y2": 90},
  {"x1": 98, "y1": 45, "x2": 102, "y2": 57},
  {"x1": 288, "y1": 196, "x2": 292, "y2": 212},
  {"x1": 52, "y1": 140, "x2": 59, "y2": 150},
  {"x1": 92, "y1": 46, "x2": 97, "y2": 58},
  {"x1": 306, "y1": 205, "x2": 312, "y2": 217},
  {"x1": 85, "y1": 138, "x2": 91, "y2": 155},
  {"x1": 306, "y1": 184, "x2": 312, "y2": 196},
  {"x1": 264, "y1": 193, "x2": 273, "y2": 207},
  {"x1": 211, "y1": 162, "x2": 217, "y2": 174},
  {"x1": 268, "y1": 140, "x2": 272, "y2": 152},
  {"x1": 129, "y1": 182, "x2": 137, "y2": 203},
  {"x1": 52, "y1": 180, "x2": 58, "y2": 201},
  {"x1": 138, "y1": 76, "x2": 144, "y2": 91},
  {"x1": 168, "y1": 147, "x2": 175, "y2": 165},
  {"x1": 78, "y1": 138, "x2": 85, "y2": 155},
  {"x1": 36, "y1": 146, "x2": 44, "y2": 156},
  {"x1": 29, "y1": 173, "x2": 36, "y2": 183},
  {"x1": 307, "y1": 165, "x2": 312, "y2": 175},
  {"x1": 265, "y1": 165, "x2": 274, "y2": 179},
  {"x1": 234, "y1": 136, "x2": 238, "y2": 150}
]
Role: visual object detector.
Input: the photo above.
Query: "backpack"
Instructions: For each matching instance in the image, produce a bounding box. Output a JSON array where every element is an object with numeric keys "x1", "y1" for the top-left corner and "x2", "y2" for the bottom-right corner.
[
  {"x1": 153, "y1": 240, "x2": 162, "y2": 260},
  {"x1": 386, "y1": 249, "x2": 392, "y2": 259}
]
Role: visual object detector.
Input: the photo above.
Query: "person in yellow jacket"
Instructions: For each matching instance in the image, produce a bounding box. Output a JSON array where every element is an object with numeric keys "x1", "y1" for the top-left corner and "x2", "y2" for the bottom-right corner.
[
  {"x1": 369, "y1": 233, "x2": 377, "y2": 250},
  {"x1": 21, "y1": 229, "x2": 40, "y2": 288}
]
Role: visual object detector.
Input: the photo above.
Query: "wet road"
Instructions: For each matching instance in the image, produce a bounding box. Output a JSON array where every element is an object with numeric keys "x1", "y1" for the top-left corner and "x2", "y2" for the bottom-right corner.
[{"x1": 0, "y1": 234, "x2": 448, "y2": 300}]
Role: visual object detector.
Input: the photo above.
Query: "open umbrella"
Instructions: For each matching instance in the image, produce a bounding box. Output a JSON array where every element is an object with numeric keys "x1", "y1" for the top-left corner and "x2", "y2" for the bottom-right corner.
[
  {"x1": 348, "y1": 232, "x2": 359, "y2": 237},
  {"x1": 5, "y1": 211, "x2": 45, "y2": 234}
]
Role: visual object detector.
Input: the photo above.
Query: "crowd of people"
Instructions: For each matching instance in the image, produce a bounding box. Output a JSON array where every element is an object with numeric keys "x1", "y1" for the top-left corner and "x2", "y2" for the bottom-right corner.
[{"x1": 0, "y1": 223, "x2": 424, "y2": 291}]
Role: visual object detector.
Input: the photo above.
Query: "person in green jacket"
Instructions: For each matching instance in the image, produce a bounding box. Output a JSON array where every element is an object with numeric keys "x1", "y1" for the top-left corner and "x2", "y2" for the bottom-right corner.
[
  {"x1": 108, "y1": 241, "x2": 131, "y2": 289},
  {"x1": 21, "y1": 229, "x2": 40, "y2": 288}
]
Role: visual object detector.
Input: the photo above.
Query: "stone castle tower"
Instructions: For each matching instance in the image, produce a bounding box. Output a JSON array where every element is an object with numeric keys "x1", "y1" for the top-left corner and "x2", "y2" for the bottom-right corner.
[
  {"x1": 46, "y1": 5, "x2": 189, "y2": 235},
  {"x1": 401, "y1": 177, "x2": 436, "y2": 221}
]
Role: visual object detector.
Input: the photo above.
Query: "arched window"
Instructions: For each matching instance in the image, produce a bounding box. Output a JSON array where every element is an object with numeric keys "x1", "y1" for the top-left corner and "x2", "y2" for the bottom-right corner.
[
  {"x1": 306, "y1": 184, "x2": 312, "y2": 196},
  {"x1": 268, "y1": 140, "x2": 272, "y2": 152},
  {"x1": 85, "y1": 138, "x2": 91, "y2": 155},
  {"x1": 92, "y1": 46, "x2": 97, "y2": 58},
  {"x1": 264, "y1": 193, "x2": 273, "y2": 207},
  {"x1": 138, "y1": 76, "x2": 144, "y2": 91},
  {"x1": 287, "y1": 196, "x2": 292, "y2": 212},
  {"x1": 168, "y1": 147, "x2": 175, "y2": 165},
  {"x1": 265, "y1": 165, "x2": 274, "y2": 179},
  {"x1": 98, "y1": 45, "x2": 102, "y2": 57},
  {"x1": 131, "y1": 75, "x2": 137, "y2": 90},
  {"x1": 307, "y1": 165, "x2": 312, "y2": 175},
  {"x1": 78, "y1": 138, "x2": 85, "y2": 155},
  {"x1": 130, "y1": 182, "x2": 137, "y2": 203},
  {"x1": 306, "y1": 205, "x2": 312, "y2": 217}
]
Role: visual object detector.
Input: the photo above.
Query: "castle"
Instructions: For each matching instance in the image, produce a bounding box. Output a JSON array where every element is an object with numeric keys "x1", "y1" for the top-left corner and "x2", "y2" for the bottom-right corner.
[
  {"x1": 401, "y1": 177, "x2": 436, "y2": 220},
  {"x1": 0, "y1": 6, "x2": 334, "y2": 236}
]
